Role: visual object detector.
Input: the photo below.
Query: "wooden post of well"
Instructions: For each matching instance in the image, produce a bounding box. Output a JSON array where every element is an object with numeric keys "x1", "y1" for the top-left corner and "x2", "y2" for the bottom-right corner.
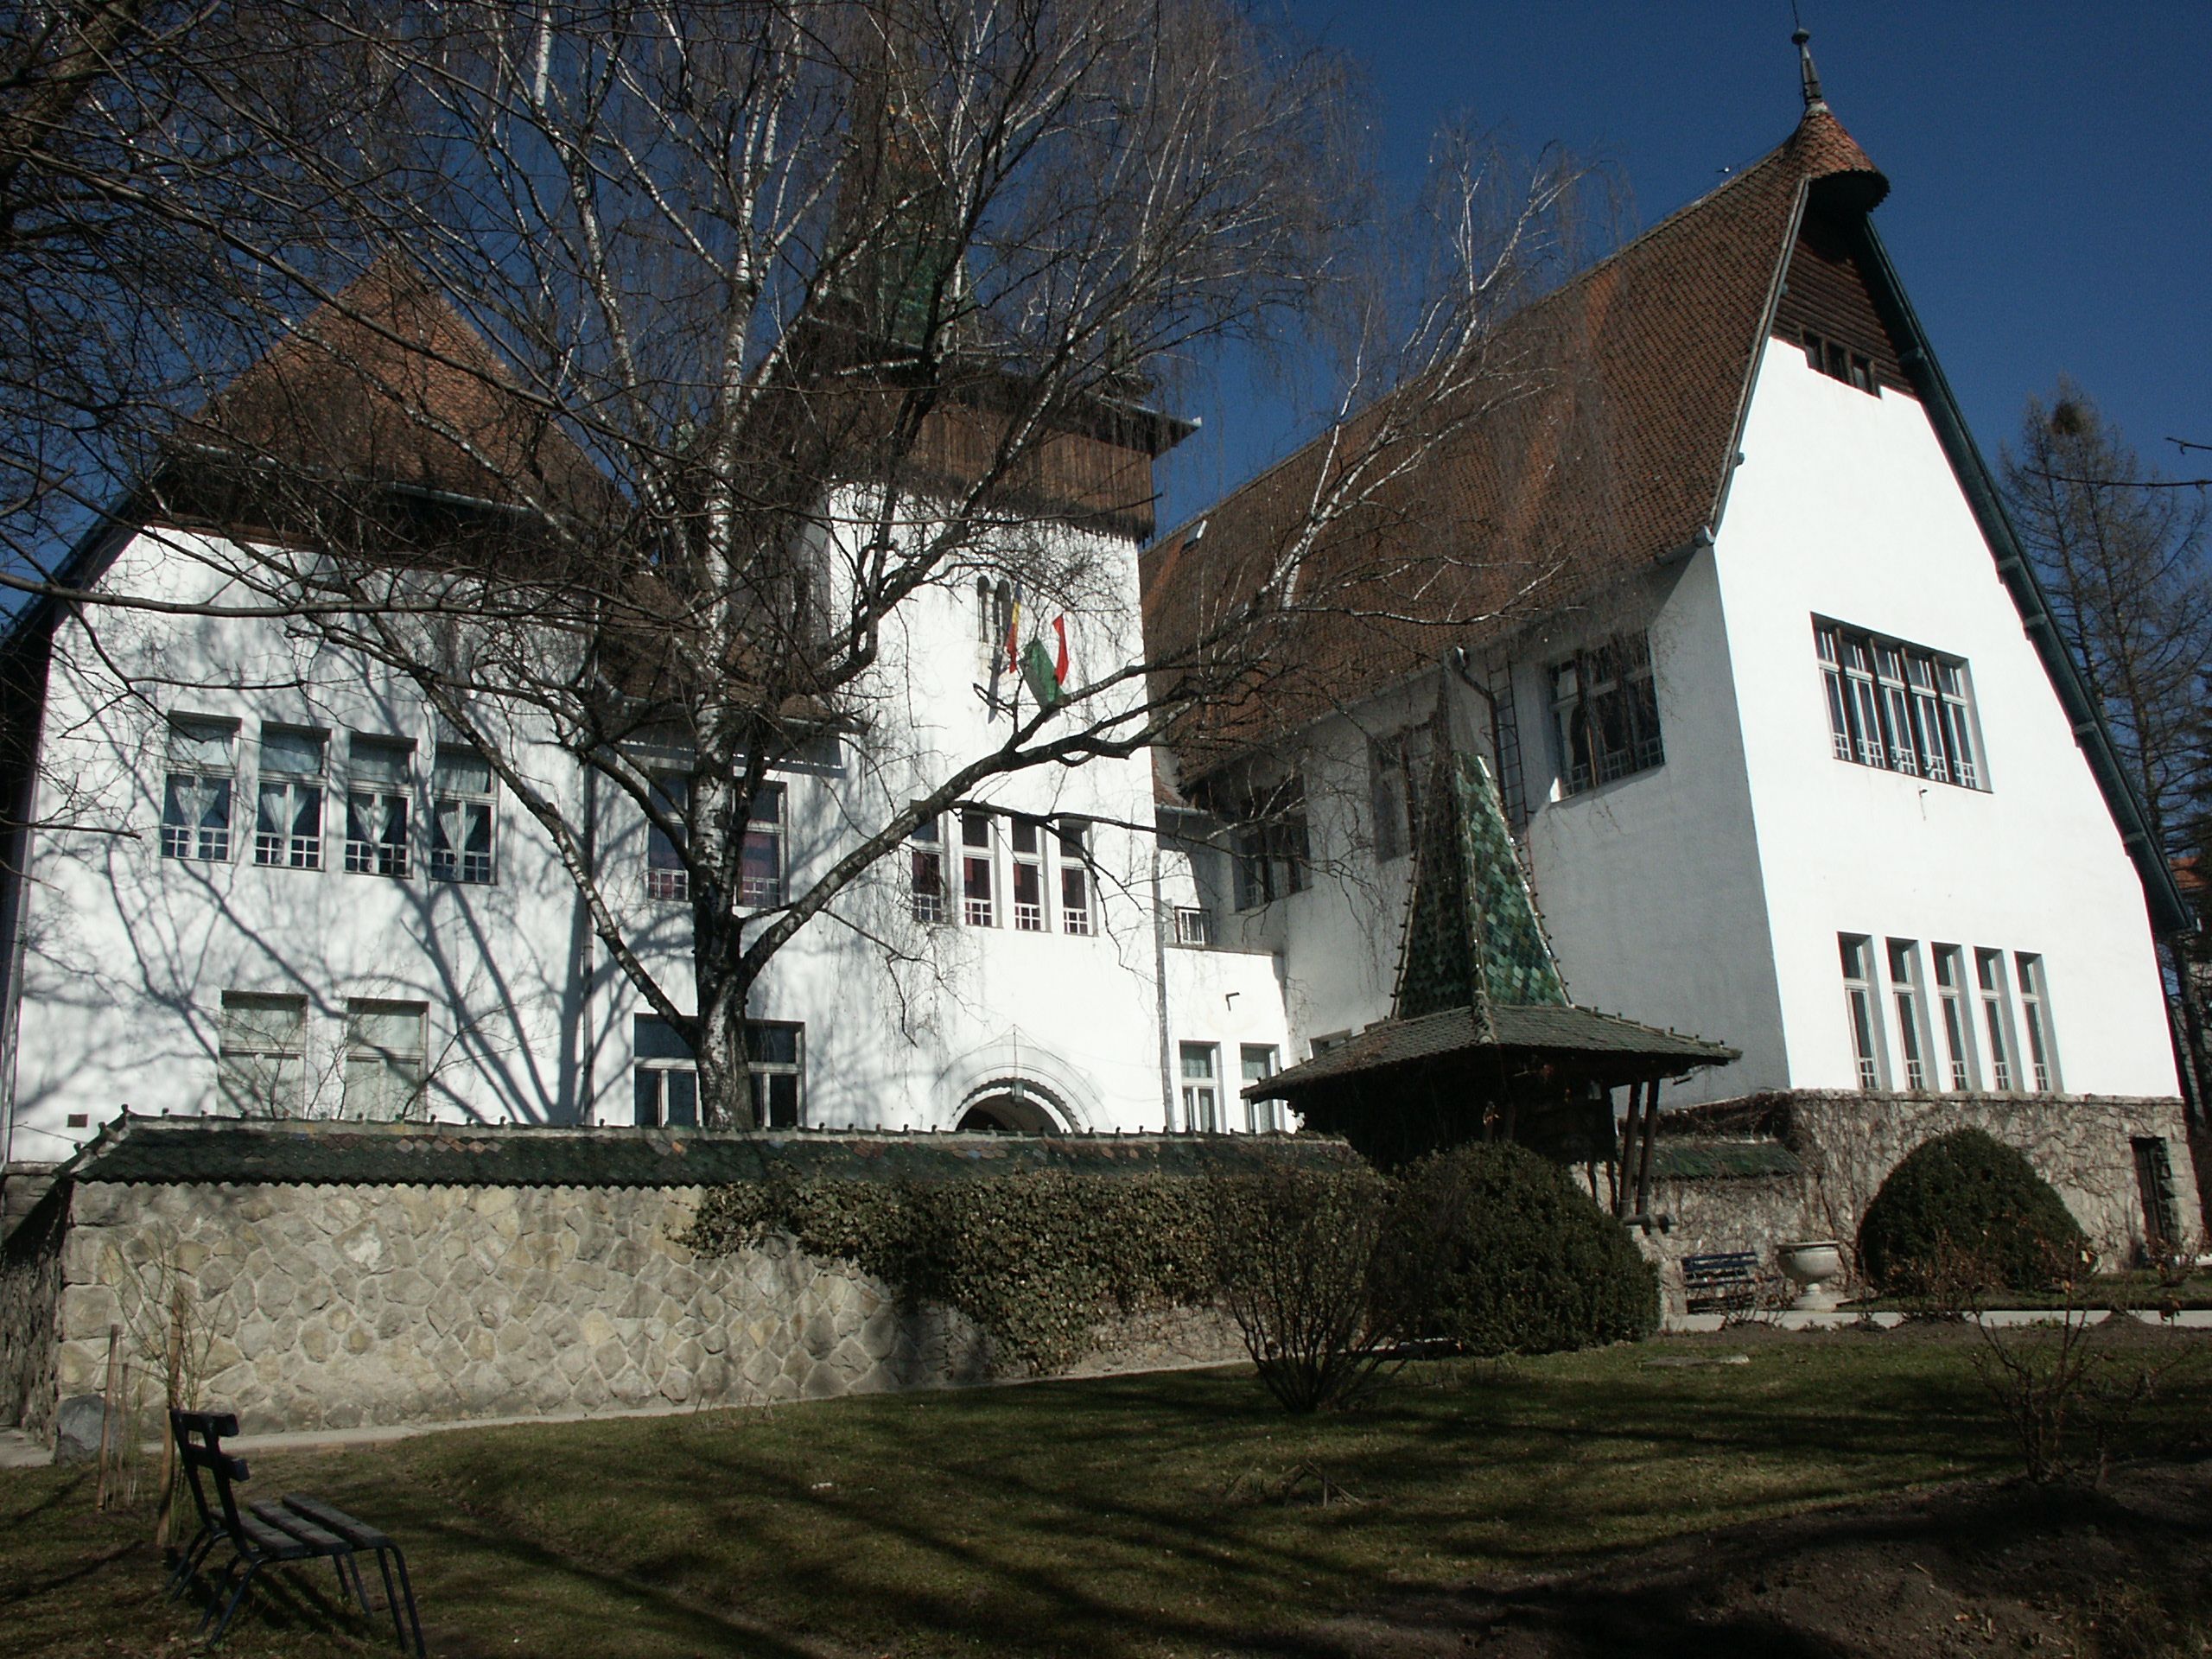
[
  {"x1": 154, "y1": 1287, "x2": 185, "y2": 1549},
  {"x1": 94, "y1": 1325, "x2": 120, "y2": 1511}
]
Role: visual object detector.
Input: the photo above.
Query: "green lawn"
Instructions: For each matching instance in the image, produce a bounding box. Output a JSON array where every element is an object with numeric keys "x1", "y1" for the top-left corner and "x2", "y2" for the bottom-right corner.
[{"x1": 4, "y1": 1329, "x2": 2209, "y2": 1658}]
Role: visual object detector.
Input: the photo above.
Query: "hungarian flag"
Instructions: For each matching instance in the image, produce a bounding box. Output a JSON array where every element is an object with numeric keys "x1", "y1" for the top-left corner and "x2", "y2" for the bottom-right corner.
[{"x1": 1020, "y1": 616, "x2": 1071, "y2": 710}]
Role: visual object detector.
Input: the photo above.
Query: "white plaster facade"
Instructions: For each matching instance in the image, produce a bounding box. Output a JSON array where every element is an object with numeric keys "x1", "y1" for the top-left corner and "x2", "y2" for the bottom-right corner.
[
  {"x1": 0, "y1": 505, "x2": 1289, "y2": 1163},
  {"x1": 1178, "y1": 334, "x2": 2179, "y2": 1116}
]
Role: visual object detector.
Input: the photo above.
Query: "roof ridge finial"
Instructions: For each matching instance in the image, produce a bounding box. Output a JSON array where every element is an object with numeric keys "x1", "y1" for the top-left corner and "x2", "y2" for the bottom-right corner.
[{"x1": 1791, "y1": 23, "x2": 1828, "y2": 115}]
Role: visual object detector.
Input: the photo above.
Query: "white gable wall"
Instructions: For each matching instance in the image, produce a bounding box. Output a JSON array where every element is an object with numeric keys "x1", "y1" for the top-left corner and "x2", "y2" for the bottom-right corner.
[
  {"x1": 1711, "y1": 336, "x2": 2176, "y2": 1097},
  {"x1": 1510, "y1": 555, "x2": 1790, "y2": 1100}
]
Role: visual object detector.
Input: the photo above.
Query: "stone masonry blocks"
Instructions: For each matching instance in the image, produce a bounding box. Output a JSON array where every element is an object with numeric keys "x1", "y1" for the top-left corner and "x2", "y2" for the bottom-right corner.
[{"x1": 18, "y1": 1178, "x2": 1240, "y2": 1436}]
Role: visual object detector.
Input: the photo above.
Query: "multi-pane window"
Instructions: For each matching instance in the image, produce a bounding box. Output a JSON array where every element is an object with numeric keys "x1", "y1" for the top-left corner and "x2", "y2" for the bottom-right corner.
[
  {"x1": 1815, "y1": 620, "x2": 1983, "y2": 790},
  {"x1": 961, "y1": 808, "x2": 995, "y2": 926},
  {"x1": 1551, "y1": 632, "x2": 1663, "y2": 796},
  {"x1": 1802, "y1": 329, "x2": 1876, "y2": 394},
  {"x1": 632, "y1": 1014, "x2": 698, "y2": 1127},
  {"x1": 342, "y1": 999, "x2": 427, "y2": 1120},
  {"x1": 2016, "y1": 952, "x2": 2059, "y2": 1093},
  {"x1": 1058, "y1": 823, "x2": 1092, "y2": 935},
  {"x1": 746, "y1": 1022, "x2": 805, "y2": 1128},
  {"x1": 1932, "y1": 944, "x2": 1976, "y2": 1090},
  {"x1": 1975, "y1": 948, "x2": 2018, "y2": 1092},
  {"x1": 254, "y1": 726, "x2": 326, "y2": 868},
  {"x1": 739, "y1": 784, "x2": 785, "y2": 906},
  {"x1": 1241, "y1": 1045, "x2": 1281, "y2": 1133},
  {"x1": 1172, "y1": 905, "x2": 1212, "y2": 946},
  {"x1": 1179, "y1": 1042, "x2": 1219, "y2": 1133},
  {"x1": 217, "y1": 992, "x2": 307, "y2": 1116},
  {"x1": 1839, "y1": 934, "x2": 1885, "y2": 1090},
  {"x1": 645, "y1": 772, "x2": 689, "y2": 901},
  {"x1": 630, "y1": 1014, "x2": 805, "y2": 1128},
  {"x1": 908, "y1": 816, "x2": 947, "y2": 923},
  {"x1": 344, "y1": 736, "x2": 412, "y2": 878},
  {"x1": 1886, "y1": 939, "x2": 1932, "y2": 1091},
  {"x1": 161, "y1": 715, "x2": 238, "y2": 861},
  {"x1": 1369, "y1": 726, "x2": 1432, "y2": 862},
  {"x1": 1010, "y1": 817, "x2": 1046, "y2": 931},
  {"x1": 1230, "y1": 779, "x2": 1309, "y2": 911},
  {"x1": 430, "y1": 747, "x2": 496, "y2": 883}
]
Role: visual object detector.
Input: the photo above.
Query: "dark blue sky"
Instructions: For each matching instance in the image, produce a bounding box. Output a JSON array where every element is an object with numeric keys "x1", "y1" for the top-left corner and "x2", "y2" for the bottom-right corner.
[{"x1": 1156, "y1": 2, "x2": 2211, "y2": 530}]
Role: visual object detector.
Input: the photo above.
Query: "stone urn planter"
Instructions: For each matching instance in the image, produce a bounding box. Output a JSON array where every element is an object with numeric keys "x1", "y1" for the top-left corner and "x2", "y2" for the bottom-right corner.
[{"x1": 1777, "y1": 1239, "x2": 1844, "y2": 1312}]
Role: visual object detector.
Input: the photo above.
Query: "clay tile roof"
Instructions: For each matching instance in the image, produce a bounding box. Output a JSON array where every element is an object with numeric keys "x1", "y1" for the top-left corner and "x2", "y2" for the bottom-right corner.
[
  {"x1": 176, "y1": 257, "x2": 606, "y2": 518},
  {"x1": 1142, "y1": 109, "x2": 1886, "y2": 774}
]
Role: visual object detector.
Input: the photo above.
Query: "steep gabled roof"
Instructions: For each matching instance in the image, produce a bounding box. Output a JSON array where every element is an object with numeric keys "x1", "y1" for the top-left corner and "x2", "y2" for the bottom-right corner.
[
  {"x1": 1141, "y1": 106, "x2": 1885, "y2": 770},
  {"x1": 170, "y1": 257, "x2": 607, "y2": 518}
]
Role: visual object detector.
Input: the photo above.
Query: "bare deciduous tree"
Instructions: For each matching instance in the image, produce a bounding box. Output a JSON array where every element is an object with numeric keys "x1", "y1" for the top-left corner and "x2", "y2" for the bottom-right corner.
[
  {"x1": 21, "y1": 0, "x2": 1597, "y2": 1127},
  {"x1": 2001, "y1": 382, "x2": 2212, "y2": 1117}
]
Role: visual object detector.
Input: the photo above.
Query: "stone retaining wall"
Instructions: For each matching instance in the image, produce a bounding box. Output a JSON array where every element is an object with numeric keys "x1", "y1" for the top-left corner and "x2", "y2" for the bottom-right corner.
[
  {"x1": 1648, "y1": 1091, "x2": 2196, "y2": 1309},
  {"x1": 10, "y1": 1179, "x2": 1241, "y2": 1440},
  {"x1": 0, "y1": 1195, "x2": 63, "y2": 1432}
]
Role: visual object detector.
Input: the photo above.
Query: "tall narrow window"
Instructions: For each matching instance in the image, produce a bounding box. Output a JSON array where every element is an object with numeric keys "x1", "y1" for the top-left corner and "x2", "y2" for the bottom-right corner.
[
  {"x1": 254, "y1": 726, "x2": 325, "y2": 868},
  {"x1": 1241, "y1": 1045, "x2": 1281, "y2": 1133},
  {"x1": 1813, "y1": 620, "x2": 1983, "y2": 790},
  {"x1": 1551, "y1": 633, "x2": 1663, "y2": 795},
  {"x1": 645, "y1": 773, "x2": 689, "y2": 901},
  {"x1": 1887, "y1": 939, "x2": 1931, "y2": 1091},
  {"x1": 344, "y1": 736, "x2": 412, "y2": 878},
  {"x1": 1976, "y1": 948, "x2": 2017, "y2": 1092},
  {"x1": 343, "y1": 999, "x2": 427, "y2": 1120},
  {"x1": 1010, "y1": 817, "x2": 1046, "y2": 931},
  {"x1": 1932, "y1": 944, "x2": 1976, "y2": 1090},
  {"x1": 746, "y1": 1021, "x2": 805, "y2": 1128},
  {"x1": 740, "y1": 783, "x2": 784, "y2": 906},
  {"x1": 430, "y1": 747, "x2": 496, "y2": 883},
  {"x1": 1179, "y1": 1042, "x2": 1219, "y2": 1133},
  {"x1": 908, "y1": 815, "x2": 946, "y2": 923},
  {"x1": 162, "y1": 715, "x2": 238, "y2": 861},
  {"x1": 1840, "y1": 934, "x2": 1885, "y2": 1090},
  {"x1": 218, "y1": 992, "x2": 307, "y2": 1116},
  {"x1": 632, "y1": 1014, "x2": 697, "y2": 1127},
  {"x1": 961, "y1": 807, "x2": 995, "y2": 926},
  {"x1": 1938, "y1": 663, "x2": 1981, "y2": 788},
  {"x1": 1815, "y1": 627, "x2": 1853, "y2": 762},
  {"x1": 2016, "y1": 952, "x2": 2059, "y2": 1093},
  {"x1": 1058, "y1": 822, "x2": 1093, "y2": 936},
  {"x1": 1368, "y1": 728, "x2": 1429, "y2": 862}
]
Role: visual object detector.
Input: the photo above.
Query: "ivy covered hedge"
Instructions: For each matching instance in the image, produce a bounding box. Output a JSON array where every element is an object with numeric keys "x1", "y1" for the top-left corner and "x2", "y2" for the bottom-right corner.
[{"x1": 683, "y1": 1171, "x2": 1226, "y2": 1374}]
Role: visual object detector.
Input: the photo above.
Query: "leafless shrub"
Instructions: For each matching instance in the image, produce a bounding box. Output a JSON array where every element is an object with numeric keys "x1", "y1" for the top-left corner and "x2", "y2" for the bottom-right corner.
[
  {"x1": 1961, "y1": 1243, "x2": 2199, "y2": 1485},
  {"x1": 1212, "y1": 1165, "x2": 1395, "y2": 1414}
]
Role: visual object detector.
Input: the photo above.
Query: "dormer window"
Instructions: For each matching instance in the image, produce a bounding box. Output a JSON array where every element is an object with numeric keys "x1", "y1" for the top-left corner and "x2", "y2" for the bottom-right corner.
[{"x1": 1802, "y1": 329, "x2": 1876, "y2": 395}]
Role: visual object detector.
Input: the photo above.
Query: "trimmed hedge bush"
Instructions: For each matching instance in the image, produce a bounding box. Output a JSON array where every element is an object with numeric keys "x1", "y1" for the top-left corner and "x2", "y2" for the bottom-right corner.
[
  {"x1": 1856, "y1": 1127, "x2": 2089, "y2": 1295},
  {"x1": 1372, "y1": 1141, "x2": 1659, "y2": 1356},
  {"x1": 684, "y1": 1171, "x2": 1223, "y2": 1374}
]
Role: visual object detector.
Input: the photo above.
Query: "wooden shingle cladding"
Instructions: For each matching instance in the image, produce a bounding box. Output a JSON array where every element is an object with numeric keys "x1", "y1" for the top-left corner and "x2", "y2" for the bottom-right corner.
[
  {"x1": 1141, "y1": 108, "x2": 1891, "y2": 777},
  {"x1": 1772, "y1": 207, "x2": 1916, "y2": 397}
]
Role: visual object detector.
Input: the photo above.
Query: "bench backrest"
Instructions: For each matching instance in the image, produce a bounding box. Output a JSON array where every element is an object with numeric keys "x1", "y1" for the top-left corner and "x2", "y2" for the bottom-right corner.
[{"x1": 170, "y1": 1408, "x2": 250, "y2": 1541}]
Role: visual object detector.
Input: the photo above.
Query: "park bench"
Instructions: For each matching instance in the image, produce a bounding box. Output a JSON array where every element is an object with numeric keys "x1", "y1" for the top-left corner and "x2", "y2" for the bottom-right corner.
[
  {"x1": 167, "y1": 1408, "x2": 424, "y2": 1655},
  {"x1": 1681, "y1": 1250, "x2": 1763, "y2": 1313}
]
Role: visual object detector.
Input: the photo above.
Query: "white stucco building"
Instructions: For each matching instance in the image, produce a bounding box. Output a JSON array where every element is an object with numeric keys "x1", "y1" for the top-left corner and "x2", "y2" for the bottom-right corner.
[
  {"x1": 0, "y1": 80, "x2": 2197, "y2": 1242},
  {"x1": 1140, "y1": 88, "x2": 2196, "y2": 1224}
]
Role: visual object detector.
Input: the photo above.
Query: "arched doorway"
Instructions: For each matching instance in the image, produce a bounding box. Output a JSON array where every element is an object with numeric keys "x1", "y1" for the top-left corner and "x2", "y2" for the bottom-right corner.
[{"x1": 955, "y1": 1084, "x2": 1066, "y2": 1133}]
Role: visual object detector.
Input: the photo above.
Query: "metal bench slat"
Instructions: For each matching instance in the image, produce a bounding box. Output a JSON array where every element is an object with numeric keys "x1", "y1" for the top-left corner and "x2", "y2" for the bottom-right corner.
[{"x1": 282, "y1": 1494, "x2": 394, "y2": 1551}]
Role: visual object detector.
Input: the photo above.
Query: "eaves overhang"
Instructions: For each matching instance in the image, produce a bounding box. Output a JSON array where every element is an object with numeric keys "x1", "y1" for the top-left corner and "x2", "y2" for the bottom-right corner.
[{"x1": 1854, "y1": 223, "x2": 2194, "y2": 938}]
